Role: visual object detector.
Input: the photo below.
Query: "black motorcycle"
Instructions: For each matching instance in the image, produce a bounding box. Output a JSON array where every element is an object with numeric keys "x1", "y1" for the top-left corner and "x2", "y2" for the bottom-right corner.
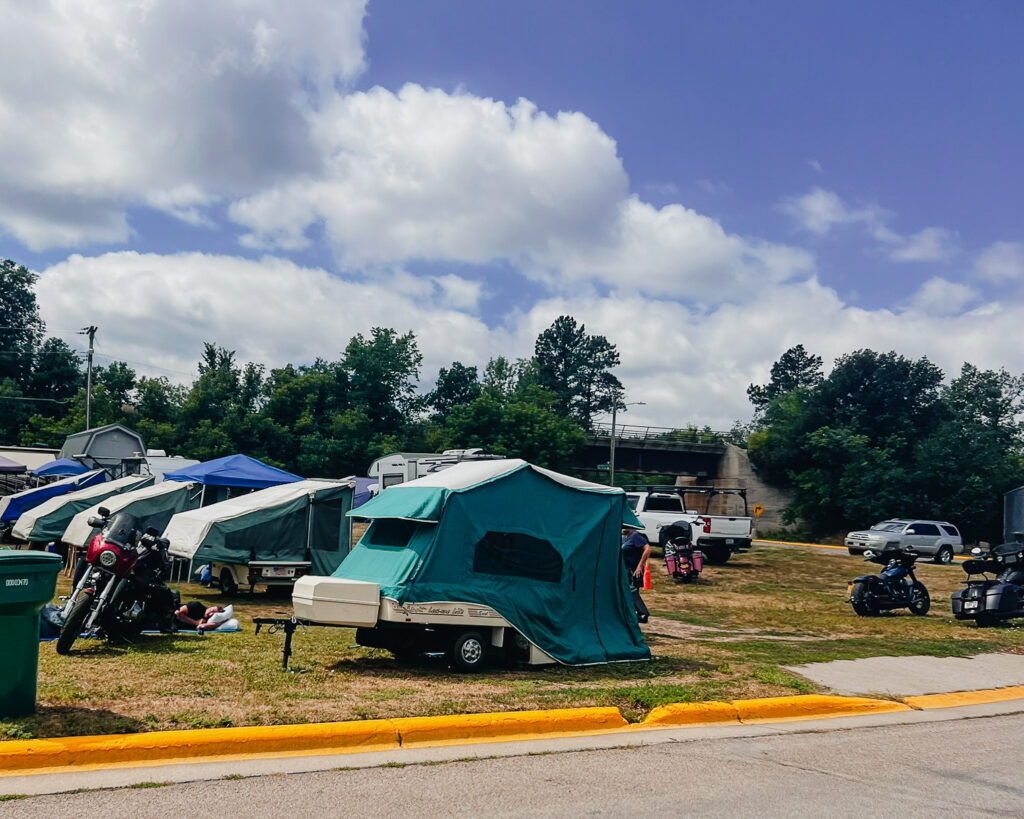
[
  {"x1": 848, "y1": 547, "x2": 930, "y2": 616},
  {"x1": 951, "y1": 539, "x2": 1024, "y2": 626},
  {"x1": 57, "y1": 508, "x2": 178, "y2": 654}
]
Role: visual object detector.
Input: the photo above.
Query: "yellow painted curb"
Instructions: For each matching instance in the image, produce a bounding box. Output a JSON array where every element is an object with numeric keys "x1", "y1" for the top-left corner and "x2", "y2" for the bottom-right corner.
[
  {"x1": 642, "y1": 695, "x2": 909, "y2": 727},
  {"x1": 0, "y1": 720, "x2": 401, "y2": 775},
  {"x1": 904, "y1": 685, "x2": 1024, "y2": 710},
  {"x1": 0, "y1": 707, "x2": 628, "y2": 776},
  {"x1": 395, "y1": 708, "x2": 628, "y2": 747},
  {"x1": 642, "y1": 701, "x2": 739, "y2": 727},
  {"x1": 733, "y1": 694, "x2": 910, "y2": 723}
]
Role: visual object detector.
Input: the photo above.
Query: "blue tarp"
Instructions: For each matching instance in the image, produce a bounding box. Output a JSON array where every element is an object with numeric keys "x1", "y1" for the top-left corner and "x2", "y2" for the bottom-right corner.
[
  {"x1": 32, "y1": 458, "x2": 90, "y2": 477},
  {"x1": 163, "y1": 454, "x2": 301, "y2": 489},
  {"x1": 0, "y1": 470, "x2": 106, "y2": 521},
  {"x1": 353, "y1": 477, "x2": 375, "y2": 509}
]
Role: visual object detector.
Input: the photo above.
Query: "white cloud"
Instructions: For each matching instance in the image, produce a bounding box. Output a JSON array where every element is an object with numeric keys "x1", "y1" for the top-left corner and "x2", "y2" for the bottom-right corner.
[
  {"x1": 807, "y1": 160, "x2": 823, "y2": 174},
  {"x1": 975, "y1": 242, "x2": 1024, "y2": 283},
  {"x1": 230, "y1": 84, "x2": 630, "y2": 266},
  {"x1": 780, "y1": 188, "x2": 887, "y2": 236},
  {"x1": 35, "y1": 252, "x2": 502, "y2": 383},
  {"x1": 909, "y1": 277, "x2": 979, "y2": 315},
  {"x1": 0, "y1": 0, "x2": 368, "y2": 249},
  {"x1": 887, "y1": 227, "x2": 958, "y2": 262},
  {"x1": 37, "y1": 252, "x2": 1024, "y2": 433},
  {"x1": 781, "y1": 187, "x2": 956, "y2": 262}
]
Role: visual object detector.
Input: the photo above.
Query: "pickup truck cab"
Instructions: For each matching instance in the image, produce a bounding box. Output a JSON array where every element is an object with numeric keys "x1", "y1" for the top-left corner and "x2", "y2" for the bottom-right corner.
[{"x1": 624, "y1": 486, "x2": 754, "y2": 565}]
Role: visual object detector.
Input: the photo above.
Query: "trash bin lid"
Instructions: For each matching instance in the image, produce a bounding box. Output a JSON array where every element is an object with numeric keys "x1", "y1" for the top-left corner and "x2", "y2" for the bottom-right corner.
[{"x1": 0, "y1": 550, "x2": 63, "y2": 572}]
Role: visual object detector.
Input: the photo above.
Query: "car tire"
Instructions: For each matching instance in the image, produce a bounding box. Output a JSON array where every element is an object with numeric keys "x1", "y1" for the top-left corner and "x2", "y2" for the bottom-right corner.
[
  {"x1": 451, "y1": 630, "x2": 488, "y2": 672},
  {"x1": 220, "y1": 568, "x2": 238, "y2": 597},
  {"x1": 908, "y1": 582, "x2": 930, "y2": 615},
  {"x1": 934, "y1": 546, "x2": 954, "y2": 565}
]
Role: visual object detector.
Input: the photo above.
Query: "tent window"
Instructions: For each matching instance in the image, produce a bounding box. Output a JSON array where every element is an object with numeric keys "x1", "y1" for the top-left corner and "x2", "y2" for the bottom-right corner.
[
  {"x1": 365, "y1": 518, "x2": 424, "y2": 547},
  {"x1": 312, "y1": 498, "x2": 345, "y2": 551},
  {"x1": 473, "y1": 531, "x2": 563, "y2": 583}
]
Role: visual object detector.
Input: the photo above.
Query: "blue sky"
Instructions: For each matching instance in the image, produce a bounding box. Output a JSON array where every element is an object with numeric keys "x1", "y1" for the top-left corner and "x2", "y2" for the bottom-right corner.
[{"x1": 1, "y1": 2, "x2": 1022, "y2": 427}]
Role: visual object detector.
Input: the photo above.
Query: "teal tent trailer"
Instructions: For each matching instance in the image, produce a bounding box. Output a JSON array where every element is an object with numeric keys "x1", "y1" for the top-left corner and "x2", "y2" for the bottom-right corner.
[
  {"x1": 165, "y1": 479, "x2": 354, "y2": 595},
  {"x1": 61, "y1": 480, "x2": 204, "y2": 548},
  {"x1": 292, "y1": 459, "x2": 650, "y2": 669},
  {"x1": 11, "y1": 475, "x2": 154, "y2": 544}
]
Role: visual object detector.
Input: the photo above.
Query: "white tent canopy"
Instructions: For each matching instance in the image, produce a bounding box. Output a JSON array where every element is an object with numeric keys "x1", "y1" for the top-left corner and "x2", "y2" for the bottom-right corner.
[
  {"x1": 386, "y1": 458, "x2": 626, "y2": 494},
  {"x1": 12, "y1": 474, "x2": 153, "y2": 541},
  {"x1": 166, "y1": 479, "x2": 353, "y2": 560},
  {"x1": 62, "y1": 480, "x2": 201, "y2": 547}
]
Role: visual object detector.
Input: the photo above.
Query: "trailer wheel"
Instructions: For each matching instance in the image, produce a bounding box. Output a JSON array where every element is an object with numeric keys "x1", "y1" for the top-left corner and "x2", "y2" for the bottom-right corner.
[
  {"x1": 220, "y1": 568, "x2": 238, "y2": 597},
  {"x1": 451, "y1": 630, "x2": 487, "y2": 672}
]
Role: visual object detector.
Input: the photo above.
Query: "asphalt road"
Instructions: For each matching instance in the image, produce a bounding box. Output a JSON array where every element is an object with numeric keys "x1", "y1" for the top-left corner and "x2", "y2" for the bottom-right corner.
[{"x1": 6, "y1": 712, "x2": 1023, "y2": 818}]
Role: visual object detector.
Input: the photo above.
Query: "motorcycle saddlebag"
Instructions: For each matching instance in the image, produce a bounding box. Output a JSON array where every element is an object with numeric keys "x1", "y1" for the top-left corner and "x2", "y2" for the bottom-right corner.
[
  {"x1": 985, "y1": 583, "x2": 1020, "y2": 613},
  {"x1": 665, "y1": 553, "x2": 678, "y2": 576}
]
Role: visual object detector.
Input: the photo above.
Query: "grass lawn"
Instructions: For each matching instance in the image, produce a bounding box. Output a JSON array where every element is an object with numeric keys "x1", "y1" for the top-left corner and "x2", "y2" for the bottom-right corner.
[{"x1": 4, "y1": 543, "x2": 1023, "y2": 740}]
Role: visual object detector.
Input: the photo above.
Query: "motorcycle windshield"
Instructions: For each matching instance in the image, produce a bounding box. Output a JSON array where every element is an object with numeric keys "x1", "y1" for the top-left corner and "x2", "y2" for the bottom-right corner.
[{"x1": 104, "y1": 512, "x2": 142, "y2": 549}]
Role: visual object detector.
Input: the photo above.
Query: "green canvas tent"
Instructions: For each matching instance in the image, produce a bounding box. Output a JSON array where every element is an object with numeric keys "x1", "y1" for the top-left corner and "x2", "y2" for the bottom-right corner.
[
  {"x1": 338, "y1": 459, "x2": 650, "y2": 666},
  {"x1": 165, "y1": 479, "x2": 354, "y2": 575},
  {"x1": 62, "y1": 480, "x2": 204, "y2": 547},
  {"x1": 11, "y1": 474, "x2": 154, "y2": 543}
]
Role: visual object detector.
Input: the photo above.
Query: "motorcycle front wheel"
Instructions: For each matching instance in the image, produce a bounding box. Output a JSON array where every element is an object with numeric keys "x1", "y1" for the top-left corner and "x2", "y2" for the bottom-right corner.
[
  {"x1": 56, "y1": 594, "x2": 93, "y2": 655},
  {"x1": 908, "y1": 582, "x2": 930, "y2": 615}
]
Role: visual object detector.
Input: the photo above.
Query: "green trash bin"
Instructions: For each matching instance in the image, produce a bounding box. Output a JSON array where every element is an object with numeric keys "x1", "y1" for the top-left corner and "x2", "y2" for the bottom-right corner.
[{"x1": 0, "y1": 550, "x2": 63, "y2": 718}]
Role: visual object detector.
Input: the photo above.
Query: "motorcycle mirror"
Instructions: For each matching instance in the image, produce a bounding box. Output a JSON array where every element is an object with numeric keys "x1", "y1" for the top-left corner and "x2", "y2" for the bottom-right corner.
[
  {"x1": 97, "y1": 507, "x2": 110, "y2": 518},
  {"x1": 157, "y1": 537, "x2": 170, "y2": 549},
  {"x1": 863, "y1": 550, "x2": 875, "y2": 558},
  {"x1": 971, "y1": 547, "x2": 982, "y2": 555},
  {"x1": 87, "y1": 516, "x2": 104, "y2": 528},
  {"x1": 145, "y1": 526, "x2": 159, "y2": 536}
]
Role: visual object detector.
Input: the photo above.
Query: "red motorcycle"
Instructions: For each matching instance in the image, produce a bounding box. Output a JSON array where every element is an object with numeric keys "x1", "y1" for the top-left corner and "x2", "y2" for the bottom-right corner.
[
  {"x1": 661, "y1": 521, "x2": 704, "y2": 583},
  {"x1": 57, "y1": 508, "x2": 176, "y2": 654}
]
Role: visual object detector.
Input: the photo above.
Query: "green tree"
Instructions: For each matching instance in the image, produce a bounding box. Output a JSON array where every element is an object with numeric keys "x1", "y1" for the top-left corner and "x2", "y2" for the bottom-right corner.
[
  {"x1": 0, "y1": 259, "x2": 44, "y2": 387},
  {"x1": 534, "y1": 315, "x2": 621, "y2": 427},
  {"x1": 343, "y1": 328, "x2": 423, "y2": 434},
  {"x1": 27, "y1": 338, "x2": 81, "y2": 405},
  {"x1": 430, "y1": 361, "x2": 481, "y2": 420},
  {"x1": 747, "y1": 344, "x2": 823, "y2": 415}
]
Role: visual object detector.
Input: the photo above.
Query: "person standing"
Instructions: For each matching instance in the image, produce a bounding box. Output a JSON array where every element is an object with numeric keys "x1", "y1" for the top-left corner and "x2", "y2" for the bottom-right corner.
[{"x1": 621, "y1": 526, "x2": 651, "y2": 623}]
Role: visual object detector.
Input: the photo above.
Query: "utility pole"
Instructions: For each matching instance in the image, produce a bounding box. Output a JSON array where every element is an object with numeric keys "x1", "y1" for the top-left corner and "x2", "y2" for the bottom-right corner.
[
  {"x1": 609, "y1": 394, "x2": 645, "y2": 487},
  {"x1": 80, "y1": 325, "x2": 97, "y2": 430}
]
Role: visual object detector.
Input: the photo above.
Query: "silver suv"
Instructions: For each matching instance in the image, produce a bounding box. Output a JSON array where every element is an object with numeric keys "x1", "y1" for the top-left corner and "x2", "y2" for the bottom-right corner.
[{"x1": 846, "y1": 519, "x2": 963, "y2": 564}]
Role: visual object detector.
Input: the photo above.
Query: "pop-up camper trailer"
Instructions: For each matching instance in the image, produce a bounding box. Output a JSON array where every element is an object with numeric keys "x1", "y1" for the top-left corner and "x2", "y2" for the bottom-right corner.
[
  {"x1": 11, "y1": 474, "x2": 154, "y2": 543},
  {"x1": 62, "y1": 480, "x2": 204, "y2": 548},
  {"x1": 293, "y1": 460, "x2": 650, "y2": 670},
  {"x1": 165, "y1": 479, "x2": 355, "y2": 595},
  {"x1": 0, "y1": 470, "x2": 106, "y2": 523}
]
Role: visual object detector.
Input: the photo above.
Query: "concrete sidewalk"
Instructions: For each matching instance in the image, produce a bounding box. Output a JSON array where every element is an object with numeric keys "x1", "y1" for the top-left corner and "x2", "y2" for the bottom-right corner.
[{"x1": 786, "y1": 651, "x2": 1024, "y2": 696}]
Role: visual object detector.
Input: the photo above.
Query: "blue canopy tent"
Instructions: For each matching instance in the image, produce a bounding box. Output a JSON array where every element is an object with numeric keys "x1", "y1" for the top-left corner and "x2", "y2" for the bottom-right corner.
[
  {"x1": 32, "y1": 458, "x2": 90, "y2": 478},
  {"x1": 164, "y1": 454, "x2": 301, "y2": 490},
  {"x1": 0, "y1": 469, "x2": 106, "y2": 522}
]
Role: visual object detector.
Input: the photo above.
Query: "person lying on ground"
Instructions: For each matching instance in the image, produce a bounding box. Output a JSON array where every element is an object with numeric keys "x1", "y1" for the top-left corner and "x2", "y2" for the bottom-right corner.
[{"x1": 174, "y1": 602, "x2": 239, "y2": 632}]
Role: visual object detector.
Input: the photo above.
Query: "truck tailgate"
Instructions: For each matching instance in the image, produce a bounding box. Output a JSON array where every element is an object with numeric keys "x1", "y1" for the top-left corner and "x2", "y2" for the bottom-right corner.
[{"x1": 708, "y1": 516, "x2": 752, "y2": 537}]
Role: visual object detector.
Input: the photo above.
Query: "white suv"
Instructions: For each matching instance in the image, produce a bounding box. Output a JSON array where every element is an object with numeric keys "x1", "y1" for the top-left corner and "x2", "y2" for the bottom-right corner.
[{"x1": 845, "y1": 519, "x2": 963, "y2": 564}]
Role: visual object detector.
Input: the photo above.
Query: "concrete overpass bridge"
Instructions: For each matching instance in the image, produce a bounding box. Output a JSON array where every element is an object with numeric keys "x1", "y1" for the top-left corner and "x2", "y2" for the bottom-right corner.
[{"x1": 578, "y1": 423, "x2": 729, "y2": 479}]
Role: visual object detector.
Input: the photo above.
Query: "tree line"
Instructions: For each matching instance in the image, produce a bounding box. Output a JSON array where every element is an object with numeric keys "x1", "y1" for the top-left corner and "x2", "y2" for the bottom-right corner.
[
  {"x1": 0, "y1": 260, "x2": 624, "y2": 476},
  {"x1": 747, "y1": 344, "x2": 1024, "y2": 543}
]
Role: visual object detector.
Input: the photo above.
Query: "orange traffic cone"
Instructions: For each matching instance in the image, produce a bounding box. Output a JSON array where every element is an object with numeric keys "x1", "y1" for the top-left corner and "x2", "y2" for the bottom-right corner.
[{"x1": 643, "y1": 561, "x2": 652, "y2": 591}]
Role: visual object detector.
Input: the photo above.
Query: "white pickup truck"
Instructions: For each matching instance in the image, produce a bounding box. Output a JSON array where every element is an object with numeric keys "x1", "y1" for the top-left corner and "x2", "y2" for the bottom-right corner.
[{"x1": 624, "y1": 486, "x2": 753, "y2": 565}]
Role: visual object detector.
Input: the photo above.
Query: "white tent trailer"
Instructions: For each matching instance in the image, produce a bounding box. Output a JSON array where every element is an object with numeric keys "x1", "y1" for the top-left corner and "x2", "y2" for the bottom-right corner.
[
  {"x1": 11, "y1": 474, "x2": 154, "y2": 543},
  {"x1": 62, "y1": 480, "x2": 203, "y2": 548},
  {"x1": 367, "y1": 449, "x2": 504, "y2": 492},
  {"x1": 165, "y1": 479, "x2": 355, "y2": 595}
]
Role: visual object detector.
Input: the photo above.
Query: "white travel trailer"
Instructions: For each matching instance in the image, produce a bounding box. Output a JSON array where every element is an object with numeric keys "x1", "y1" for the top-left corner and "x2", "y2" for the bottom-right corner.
[{"x1": 366, "y1": 449, "x2": 503, "y2": 494}]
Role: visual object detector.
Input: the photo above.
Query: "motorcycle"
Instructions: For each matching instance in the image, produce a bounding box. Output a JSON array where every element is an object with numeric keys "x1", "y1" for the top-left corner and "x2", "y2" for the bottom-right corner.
[
  {"x1": 56, "y1": 507, "x2": 178, "y2": 655},
  {"x1": 951, "y1": 539, "x2": 1024, "y2": 626},
  {"x1": 661, "y1": 521, "x2": 704, "y2": 583},
  {"x1": 847, "y1": 547, "x2": 930, "y2": 616}
]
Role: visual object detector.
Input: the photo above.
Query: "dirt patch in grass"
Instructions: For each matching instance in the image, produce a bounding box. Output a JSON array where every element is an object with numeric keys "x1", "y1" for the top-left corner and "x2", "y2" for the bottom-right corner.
[{"x1": 9, "y1": 545, "x2": 1024, "y2": 740}]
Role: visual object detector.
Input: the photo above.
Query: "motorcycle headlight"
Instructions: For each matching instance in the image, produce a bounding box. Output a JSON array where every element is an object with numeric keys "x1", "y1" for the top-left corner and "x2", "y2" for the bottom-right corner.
[{"x1": 98, "y1": 549, "x2": 118, "y2": 568}]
